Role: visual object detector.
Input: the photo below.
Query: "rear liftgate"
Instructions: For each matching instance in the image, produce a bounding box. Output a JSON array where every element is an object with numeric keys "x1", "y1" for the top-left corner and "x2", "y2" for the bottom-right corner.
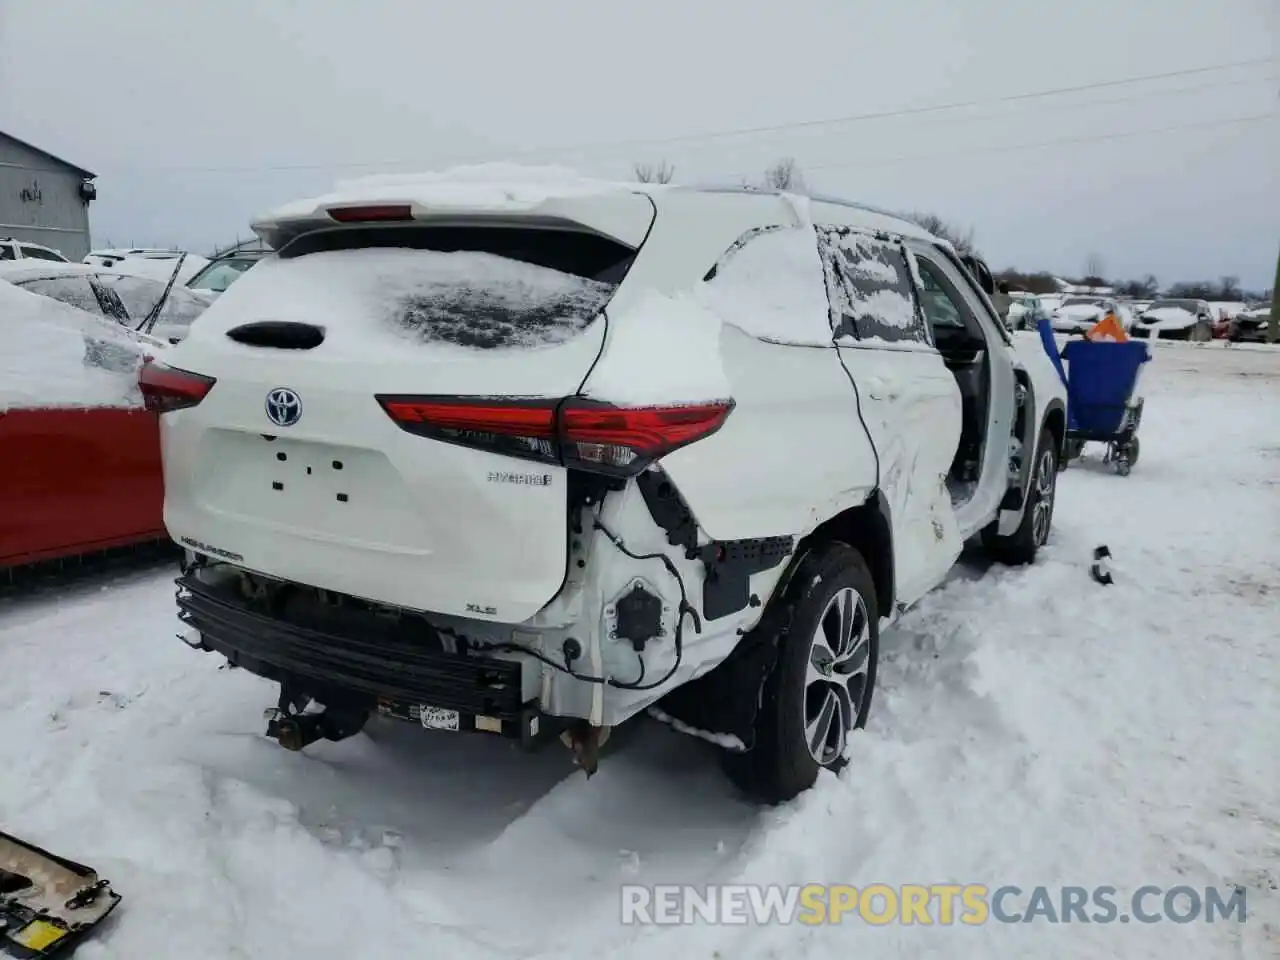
[{"x1": 0, "y1": 832, "x2": 120, "y2": 958}]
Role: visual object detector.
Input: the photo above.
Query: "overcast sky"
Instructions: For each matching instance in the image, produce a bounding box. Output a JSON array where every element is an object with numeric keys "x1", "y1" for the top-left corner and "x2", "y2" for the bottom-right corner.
[{"x1": 1, "y1": 0, "x2": 1276, "y2": 288}]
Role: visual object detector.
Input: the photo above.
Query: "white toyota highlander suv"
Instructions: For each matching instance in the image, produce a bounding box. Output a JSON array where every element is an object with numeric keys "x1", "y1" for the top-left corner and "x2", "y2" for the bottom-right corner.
[{"x1": 142, "y1": 173, "x2": 1067, "y2": 803}]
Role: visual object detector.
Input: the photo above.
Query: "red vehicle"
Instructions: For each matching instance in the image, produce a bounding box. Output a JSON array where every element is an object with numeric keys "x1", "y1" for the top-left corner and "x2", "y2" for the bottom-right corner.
[
  {"x1": 0, "y1": 273, "x2": 171, "y2": 570},
  {"x1": 0, "y1": 407, "x2": 166, "y2": 568}
]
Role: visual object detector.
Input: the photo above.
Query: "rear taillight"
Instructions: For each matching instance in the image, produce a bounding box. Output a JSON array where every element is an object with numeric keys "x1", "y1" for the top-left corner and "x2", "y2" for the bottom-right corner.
[
  {"x1": 376, "y1": 396, "x2": 733, "y2": 477},
  {"x1": 379, "y1": 397, "x2": 559, "y2": 464},
  {"x1": 327, "y1": 204, "x2": 413, "y2": 223},
  {"x1": 139, "y1": 360, "x2": 216, "y2": 413}
]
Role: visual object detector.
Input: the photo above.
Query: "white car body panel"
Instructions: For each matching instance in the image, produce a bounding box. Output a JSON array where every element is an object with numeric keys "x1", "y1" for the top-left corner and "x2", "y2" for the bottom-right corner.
[{"x1": 838, "y1": 340, "x2": 963, "y2": 606}]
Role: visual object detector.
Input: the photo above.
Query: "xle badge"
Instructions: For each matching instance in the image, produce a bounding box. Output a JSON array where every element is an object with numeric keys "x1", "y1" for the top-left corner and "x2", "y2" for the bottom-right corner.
[{"x1": 487, "y1": 471, "x2": 552, "y2": 486}]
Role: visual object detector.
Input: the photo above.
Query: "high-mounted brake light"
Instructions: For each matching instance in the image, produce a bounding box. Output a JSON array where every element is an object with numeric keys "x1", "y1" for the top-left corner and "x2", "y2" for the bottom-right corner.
[
  {"x1": 326, "y1": 204, "x2": 413, "y2": 223},
  {"x1": 138, "y1": 360, "x2": 216, "y2": 413},
  {"x1": 376, "y1": 396, "x2": 733, "y2": 477}
]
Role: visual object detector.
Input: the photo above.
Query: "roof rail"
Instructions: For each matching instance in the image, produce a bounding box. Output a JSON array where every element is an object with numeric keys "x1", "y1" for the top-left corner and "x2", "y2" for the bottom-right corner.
[
  {"x1": 668, "y1": 183, "x2": 918, "y2": 228},
  {"x1": 806, "y1": 192, "x2": 907, "y2": 222}
]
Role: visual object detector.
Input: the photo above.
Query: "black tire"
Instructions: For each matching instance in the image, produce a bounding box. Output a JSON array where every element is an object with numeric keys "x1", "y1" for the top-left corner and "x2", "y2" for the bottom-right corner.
[
  {"x1": 722, "y1": 542, "x2": 878, "y2": 805},
  {"x1": 983, "y1": 425, "x2": 1057, "y2": 565},
  {"x1": 1125, "y1": 434, "x2": 1140, "y2": 468}
]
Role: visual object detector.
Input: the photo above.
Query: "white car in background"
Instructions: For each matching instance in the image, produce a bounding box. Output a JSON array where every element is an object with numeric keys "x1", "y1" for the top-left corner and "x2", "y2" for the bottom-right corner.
[
  {"x1": 0, "y1": 238, "x2": 70, "y2": 263},
  {"x1": 184, "y1": 239, "x2": 272, "y2": 303},
  {"x1": 84, "y1": 248, "x2": 210, "y2": 286},
  {"x1": 150, "y1": 174, "x2": 1067, "y2": 803},
  {"x1": 1006, "y1": 293, "x2": 1051, "y2": 331},
  {"x1": 1131, "y1": 299, "x2": 1214, "y2": 341},
  {"x1": 1051, "y1": 295, "x2": 1120, "y2": 334}
]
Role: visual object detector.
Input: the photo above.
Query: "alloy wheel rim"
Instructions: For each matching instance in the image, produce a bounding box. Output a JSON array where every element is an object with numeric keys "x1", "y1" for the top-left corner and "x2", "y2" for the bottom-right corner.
[
  {"x1": 1032, "y1": 448, "x2": 1056, "y2": 545},
  {"x1": 803, "y1": 587, "x2": 871, "y2": 765}
]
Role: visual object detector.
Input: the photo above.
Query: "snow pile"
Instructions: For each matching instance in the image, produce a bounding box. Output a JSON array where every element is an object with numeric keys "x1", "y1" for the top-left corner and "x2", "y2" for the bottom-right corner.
[
  {"x1": 200, "y1": 248, "x2": 615, "y2": 352},
  {"x1": 0, "y1": 280, "x2": 145, "y2": 410},
  {"x1": 694, "y1": 225, "x2": 834, "y2": 346},
  {"x1": 580, "y1": 289, "x2": 731, "y2": 404}
]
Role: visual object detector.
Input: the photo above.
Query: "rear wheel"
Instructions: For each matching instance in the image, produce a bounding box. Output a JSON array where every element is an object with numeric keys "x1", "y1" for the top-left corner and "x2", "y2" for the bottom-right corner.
[
  {"x1": 722, "y1": 542, "x2": 878, "y2": 804},
  {"x1": 1125, "y1": 434, "x2": 1140, "y2": 467},
  {"x1": 984, "y1": 426, "x2": 1057, "y2": 565}
]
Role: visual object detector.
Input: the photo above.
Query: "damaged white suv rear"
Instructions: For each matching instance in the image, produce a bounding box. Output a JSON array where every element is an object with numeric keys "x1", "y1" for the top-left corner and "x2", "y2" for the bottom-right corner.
[{"x1": 145, "y1": 174, "x2": 1066, "y2": 803}]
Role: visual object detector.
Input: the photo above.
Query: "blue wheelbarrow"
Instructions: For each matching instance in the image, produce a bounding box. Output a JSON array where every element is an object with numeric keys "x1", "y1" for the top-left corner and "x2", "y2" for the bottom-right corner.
[{"x1": 1036, "y1": 319, "x2": 1151, "y2": 475}]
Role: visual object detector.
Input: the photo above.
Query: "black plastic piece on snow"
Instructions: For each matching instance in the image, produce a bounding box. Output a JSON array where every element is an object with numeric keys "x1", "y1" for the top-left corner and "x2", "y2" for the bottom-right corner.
[{"x1": 1090, "y1": 545, "x2": 1114, "y2": 586}]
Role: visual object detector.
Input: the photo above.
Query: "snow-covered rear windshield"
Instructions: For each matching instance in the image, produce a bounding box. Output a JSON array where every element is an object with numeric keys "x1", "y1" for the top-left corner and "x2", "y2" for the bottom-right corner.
[
  {"x1": 234, "y1": 225, "x2": 635, "y2": 350},
  {"x1": 1148, "y1": 300, "x2": 1199, "y2": 312}
]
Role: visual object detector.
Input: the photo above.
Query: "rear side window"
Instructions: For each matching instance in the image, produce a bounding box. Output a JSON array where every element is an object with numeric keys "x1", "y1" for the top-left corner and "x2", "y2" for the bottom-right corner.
[
  {"x1": 696, "y1": 225, "x2": 835, "y2": 346},
  {"x1": 253, "y1": 226, "x2": 636, "y2": 350},
  {"x1": 0, "y1": 245, "x2": 13, "y2": 261},
  {"x1": 20, "y1": 245, "x2": 66, "y2": 262},
  {"x1": 817, "y1": 227, "x2": 930, "y2": 345}
]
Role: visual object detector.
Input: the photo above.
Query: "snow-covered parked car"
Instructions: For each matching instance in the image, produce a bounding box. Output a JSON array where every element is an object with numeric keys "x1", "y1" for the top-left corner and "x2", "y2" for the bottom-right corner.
[
  {"x1": 1051, "y1": 295, "x2": 1120, "y2": 334},
  {"x1": 0, "y1": 261, "x2": 208, "y2": 355},
  {"x1": 1227, "y1": 303, "x2": 1273, "y2": 343},
  {"x1": 148, "y1": 173, "x2": 1067, "y2": 802},
  {"x1": 0, "y1": 276, "x2": 167, "y2": 568},
  {"x1": 1131, "y1": 298, "x2": 1214, "y2": 341},
  {"x1": 1006, "y1": 293, "x2": 1049, "y2": 331},
  {"x1": 83, "y1": 248, "x2": 210, "y2": 286}
]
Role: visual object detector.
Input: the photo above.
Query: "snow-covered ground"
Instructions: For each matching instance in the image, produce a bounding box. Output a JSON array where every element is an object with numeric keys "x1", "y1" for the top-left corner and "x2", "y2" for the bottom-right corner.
[{"x1": 0, "y1": 344, "x2": 1276, "y2": 959}]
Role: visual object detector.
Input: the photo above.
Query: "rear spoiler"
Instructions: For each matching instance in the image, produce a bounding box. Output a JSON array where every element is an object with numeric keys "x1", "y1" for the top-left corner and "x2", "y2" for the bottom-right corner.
[{"x1": 250, "y1": 190, "x2": 656, "y2": 253}]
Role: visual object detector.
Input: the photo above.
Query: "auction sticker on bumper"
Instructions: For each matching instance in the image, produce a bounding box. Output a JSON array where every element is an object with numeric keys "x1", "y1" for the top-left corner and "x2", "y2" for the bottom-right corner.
[{"x1": 421, "y1": 706, "x2": 460, "y2": 731}]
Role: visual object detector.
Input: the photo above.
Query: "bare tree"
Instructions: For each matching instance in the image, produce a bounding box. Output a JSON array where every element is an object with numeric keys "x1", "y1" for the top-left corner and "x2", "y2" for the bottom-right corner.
[
  {"x1": 633, "y1": 160, "x2": 675, "y2": 184},
  {"x1": 901, "y1": 211, "x2": 978, "y2": 258},
  {"x1": 761, "y1": 157, "x2": 807, "y2": 193},
  {"x1": 1115, "y1": 274, "x2": 1160, "y2": 298}
]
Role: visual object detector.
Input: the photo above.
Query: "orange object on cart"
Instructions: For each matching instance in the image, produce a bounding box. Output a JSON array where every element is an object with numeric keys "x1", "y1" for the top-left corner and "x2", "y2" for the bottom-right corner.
[{"x1": 1085, "y1": 312, "x2": 1129, "y2": 343}]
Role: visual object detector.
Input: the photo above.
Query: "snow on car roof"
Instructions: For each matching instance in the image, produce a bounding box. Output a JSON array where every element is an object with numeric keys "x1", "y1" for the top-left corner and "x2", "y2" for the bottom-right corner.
[
  {"x1": 0, "y1": 261, "x2": 102, "y2": 283},
  {"x1": 252, "y1": 163, "x2": 940, "y2": 250},
  {"x1": 0, "y1": 278, "x2": 146, "y2": 410}
]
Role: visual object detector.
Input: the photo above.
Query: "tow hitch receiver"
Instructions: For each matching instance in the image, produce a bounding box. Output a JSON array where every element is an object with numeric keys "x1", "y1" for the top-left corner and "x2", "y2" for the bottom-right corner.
[
  {"x1": 0, "y1": 831, "x2": 121, "y2": 958},
  {"x1": 264, "y1": 706, "x2": 368, "y2": 751}
]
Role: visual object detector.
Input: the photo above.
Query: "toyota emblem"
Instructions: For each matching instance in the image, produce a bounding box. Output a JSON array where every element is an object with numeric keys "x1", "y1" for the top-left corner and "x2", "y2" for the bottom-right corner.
[{"x1": 265, "y1": 387, "x2": 302, "y2": 427}]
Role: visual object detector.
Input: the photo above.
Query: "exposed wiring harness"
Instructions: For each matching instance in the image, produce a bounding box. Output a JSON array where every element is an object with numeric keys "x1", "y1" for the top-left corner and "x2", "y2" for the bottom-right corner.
[{"x1": 469, "y1": 513, "x2": 701, "y2": 691}]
